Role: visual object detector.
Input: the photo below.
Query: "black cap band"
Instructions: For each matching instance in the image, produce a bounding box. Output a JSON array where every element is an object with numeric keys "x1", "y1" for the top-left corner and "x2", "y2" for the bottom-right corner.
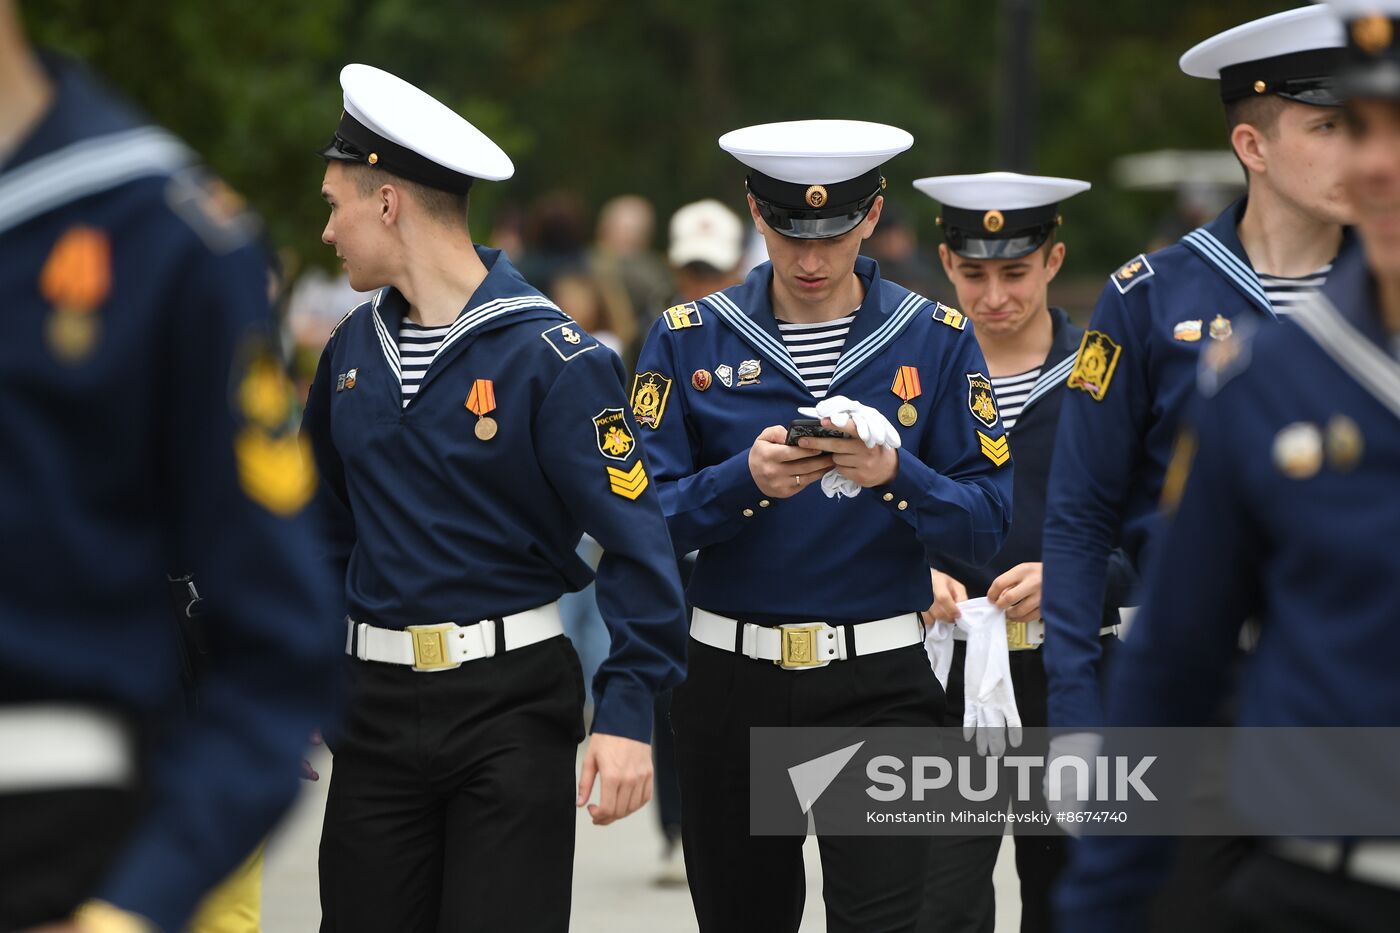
[
  {"x1": 941, "y1": 204, "x2": 1058, "y2": 260},
  {"x1": 1218, "y1": 47, "x2": 1345, "y2": 106},
  {"x1": 747, "y1": 169, "x2": 883, "y2": 239},
  {"x1": 1339, "y1": 16, "x2": 1400, "y2": 100},
  {"x1": 318, "y1": 112, "x2": 474, "y2": 195}
]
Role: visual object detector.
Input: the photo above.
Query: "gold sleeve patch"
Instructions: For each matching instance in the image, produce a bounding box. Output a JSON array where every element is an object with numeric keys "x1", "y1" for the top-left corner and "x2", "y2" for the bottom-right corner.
[
  {"x1": 1067, "y1": 330, "x2": 1123, "y2": 401},
  {"x1": 630, "y1": 371, "x2": 673, "y2": 429},
  {"x1": 593, "y1": 407, "x2": 637, "y2": 461},
  {"x1": 977, "y1": 431, "x2": 1010, "y2": 467},
  {"x1": 664, "y1": 302, "x2": 703, "y2": 330},
  {"x1": 966, "y1": 373, "x2": 999, "y2": 428},
  {"x1": 233, "y1": 339, "x2": 316, "y2": 515},
  {"x1": 606, "y1": 461, "x2": 649, "y2": 500}
]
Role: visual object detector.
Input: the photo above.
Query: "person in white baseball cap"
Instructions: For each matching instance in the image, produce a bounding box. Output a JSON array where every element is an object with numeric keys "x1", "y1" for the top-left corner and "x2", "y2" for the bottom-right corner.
[
  {"x1": 308, "y1": 64, "x2": 689, "y2": 933},
  {"x1": 668, "y1": 198, "x2": 745, "y2": 301}
]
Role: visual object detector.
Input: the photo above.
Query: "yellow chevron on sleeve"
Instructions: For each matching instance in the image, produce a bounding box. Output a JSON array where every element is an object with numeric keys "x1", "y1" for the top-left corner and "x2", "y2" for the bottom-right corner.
[
  {"x1": 977, "y1": 431, "x2": 1010, "y2": 467},
  {"x1": 606, "y1": 461, "x2": 649, "y2": 500}
]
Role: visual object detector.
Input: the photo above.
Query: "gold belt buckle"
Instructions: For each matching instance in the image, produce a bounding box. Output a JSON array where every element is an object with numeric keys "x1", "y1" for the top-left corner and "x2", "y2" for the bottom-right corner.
[
  {"x1": 1006, "y1": 620, "x2": 1030, "y2": 651},
  {"x1": 407, "y1": 623, "x2": 461, "y2": 672},
  {"x1": 777, "y1": 624, "x2": 825, "y2": 669}
]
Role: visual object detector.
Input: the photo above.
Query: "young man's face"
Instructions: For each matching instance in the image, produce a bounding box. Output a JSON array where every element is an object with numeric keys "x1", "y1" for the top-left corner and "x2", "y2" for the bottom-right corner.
[
  {"x1": 1256, "y1": 101, "x2": 1353, "y2": 227},
  {"x1": 320, "y1": 162, "x2": 392, "y2": 292},
  {"x1": 749, "y1": 194, "x2": 883, "y2": 309},
  {"x1": 1345, "y1": 98, "x2": 1400, "y2": 280},
  {"x1": 938, "y1": 241, "x2": 1064, "y2": 339}
]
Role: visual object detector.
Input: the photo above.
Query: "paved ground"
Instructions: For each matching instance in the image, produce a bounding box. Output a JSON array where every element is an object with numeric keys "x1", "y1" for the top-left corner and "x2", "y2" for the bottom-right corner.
[{"x1": 262, "y1": 748, "x2": 1021, "y2": 931}]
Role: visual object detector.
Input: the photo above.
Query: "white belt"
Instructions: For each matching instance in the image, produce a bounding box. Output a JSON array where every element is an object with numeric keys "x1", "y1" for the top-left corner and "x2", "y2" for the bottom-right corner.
[
  {"x1": 0, "y1": 705, "x2": 134, "y2": 793},
  {"x1": 1272, "y1": 839, "x2": 1400, "y2": 892},
  {"x1": 690, "y1": 608, "x2": 922, "y2": 670},
  {"x1": 951, "y1": 619, "x2": 1119, "y2": 651},
  {"x1": 347, "y1": 602, "x2": 564, "y2": 672}
]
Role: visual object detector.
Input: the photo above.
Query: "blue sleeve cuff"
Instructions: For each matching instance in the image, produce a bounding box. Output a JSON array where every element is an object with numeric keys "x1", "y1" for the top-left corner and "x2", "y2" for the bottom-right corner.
[{"x1": 590, "y1": 678, "x2": 656, "y2": 744}]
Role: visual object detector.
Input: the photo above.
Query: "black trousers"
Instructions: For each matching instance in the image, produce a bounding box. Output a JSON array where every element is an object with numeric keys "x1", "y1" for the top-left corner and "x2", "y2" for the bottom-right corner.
[
  {"x1": 672, "y1": 635, "x2": 945, "y2": 933},
  {"x1": 920, "y1": 642, "x2": 1067, "y2": 933},
  {"x1": 319, "y1": 636, "x2": 585, "y2": 933},
  {"x1": 0, "y1": 787, "x2": 142, "y2": 932}
]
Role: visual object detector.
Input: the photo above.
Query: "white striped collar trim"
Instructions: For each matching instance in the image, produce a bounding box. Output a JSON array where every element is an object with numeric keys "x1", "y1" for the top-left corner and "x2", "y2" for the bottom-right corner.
[
  {"x1": 1289, "y1": 292, "x2": 1400, "y2": 423},
  {"x1": 0, "y1": 127, "x2": 191, "y2": 237},
  {"x1": 369, "y1": 289, "x2": 561, "y2": 391},
  {"x1": 1181, "y1": 229, "x2": 1275, "y2": 317},
  {"x1": 1015, "y1": 350, "x2": 1078, "y2": 419},
  {"x1": 828, "y1": 293, "x2": 927, "y2": 392},
  {"x1": 701, "y1": 291, "x2": 807, "y2": 387}
]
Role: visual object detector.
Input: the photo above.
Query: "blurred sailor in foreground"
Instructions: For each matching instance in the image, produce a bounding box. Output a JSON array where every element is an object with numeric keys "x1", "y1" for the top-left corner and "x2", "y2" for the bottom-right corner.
[
  {"x1": 1059, "y1": 3, "x2": 1400, "y2": 929},
  {"x1": 305, "y1": 65, "x2": 687, "y2": 932},
  {"x1": 0, "y1": 2, "x2": 340, "y2": 930}
]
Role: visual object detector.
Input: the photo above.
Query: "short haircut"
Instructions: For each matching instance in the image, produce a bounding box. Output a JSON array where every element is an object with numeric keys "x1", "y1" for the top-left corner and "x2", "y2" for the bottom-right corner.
[
  {"x1": 345, "y1": 163, "x2": 468, "y2": 228},
  {"x1": 1224, "y1": 94, "x2": 1287, "y2": 139}
]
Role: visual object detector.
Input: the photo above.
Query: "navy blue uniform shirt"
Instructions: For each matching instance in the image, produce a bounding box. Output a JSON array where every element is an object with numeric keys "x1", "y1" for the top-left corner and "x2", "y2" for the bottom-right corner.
[
  {"x1": 0, "y1": 55, "x2": 340, "y2": 931},
  {"x1": 301, "y1": 247, "x2": 687, "y2": 743},
  {"x1": 932, "y1": 307, "x2": 1136, "y2": 618},
  {"x1": 632, "y1": 256, "x2": 1013, "y2": 621},
  {"x1": 1040, "y1": 201, "x2": 1348, "y2": 728},
  {"x1": 1057, "y1": 241, "x2": 1400, "y2": 930}
]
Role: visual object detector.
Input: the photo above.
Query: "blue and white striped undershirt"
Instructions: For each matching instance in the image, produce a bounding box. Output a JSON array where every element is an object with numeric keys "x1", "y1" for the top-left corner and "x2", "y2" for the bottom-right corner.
[
  {"x1": 1259, "y1": 263, "x2": 1332, "y2": 315},
  {"x1": 397, "y1": 320, "x2": 451, "y2": 407},
  {"x1": 990, "y1": 367, "x2": 1042, "y2": 431},
  {"x1": 776, "y1": 313, "x2": 856, "y2": 399}
]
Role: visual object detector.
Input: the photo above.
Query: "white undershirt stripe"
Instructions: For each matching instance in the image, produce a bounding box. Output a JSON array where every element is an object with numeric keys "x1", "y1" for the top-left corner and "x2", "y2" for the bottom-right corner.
[{"x1": 1258, "y1": 263, "x2": 1333, "y2": 315}]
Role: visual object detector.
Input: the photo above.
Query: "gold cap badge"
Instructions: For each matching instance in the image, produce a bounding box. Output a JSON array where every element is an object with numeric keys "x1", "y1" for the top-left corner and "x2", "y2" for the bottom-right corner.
[
  {"x1": 983, "y1": 210, "x2": 1005, "y2": 233},
  {"x1": 1353, "y1": 14, "x2": 1394, "y2": 55},
  {"x1": 805, "y1": 185, "x2": 828, "y2": 209}
]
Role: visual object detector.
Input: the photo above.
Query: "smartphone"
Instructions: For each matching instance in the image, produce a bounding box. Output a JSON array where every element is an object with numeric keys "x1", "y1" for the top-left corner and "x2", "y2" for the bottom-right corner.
[{"x1": 786, "y1": 418, "x2": 849, "y2": 445}]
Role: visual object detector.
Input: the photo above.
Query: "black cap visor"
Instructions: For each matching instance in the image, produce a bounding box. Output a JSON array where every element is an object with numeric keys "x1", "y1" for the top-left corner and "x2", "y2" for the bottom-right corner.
[
  {"x1": 754, "y1": 188, "x2": 881, "y2": 240},
  {"x1": 947, "y1": 226, "x2": 1053, "y2": 260}
]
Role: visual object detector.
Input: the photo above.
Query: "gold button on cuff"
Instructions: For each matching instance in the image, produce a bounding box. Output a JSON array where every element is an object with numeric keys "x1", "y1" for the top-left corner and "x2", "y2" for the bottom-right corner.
[
  {"x1": 882, "y1": 492, "x2": 894, "y2": 502},
  {"x1": 759, "y1": 499, "x2": 771, "y2": 508},
  {"x1": 897, "y1": 500, "x2": 909, "y2": 510},
  {"x1": 742, "y1": 508, "x2": 755, "y2": 517}
]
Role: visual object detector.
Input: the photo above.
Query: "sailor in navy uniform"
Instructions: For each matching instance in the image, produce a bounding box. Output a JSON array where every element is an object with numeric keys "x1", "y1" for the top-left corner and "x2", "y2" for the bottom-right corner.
[
  {"x1": 0, "y1": 19, "x2": 339, "y2": 933},
  {"x1": 1042, "y1": 5, "x2": 1353, "y2": 738},
  {"x1": 303, "y1": 65, "x2": 688, "y2": 933},
  {"x1": 1060, "y1": 7, "x2": 1400, "y2": 928},
  {"x1": 910, "y1": 174, "x2": 1135, "y2": 933},
  {"x1": 634, "y1": 120, "x2": 1014, "y2": 933}
]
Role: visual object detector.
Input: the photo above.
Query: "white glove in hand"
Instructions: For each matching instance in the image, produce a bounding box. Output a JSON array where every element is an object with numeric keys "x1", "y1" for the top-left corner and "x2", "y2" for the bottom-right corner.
[
  {"x1": 923, "y1": 619, "x2": 955, "y2": 691},
  {"x1": 797, "y1": 396, "x2": 902, "y2": 499},
  {"x1": 955, "y1": 597, "x2": 1023, "y2": 757},
  {"x1": 1044, "y1": 731, "x2": 1104, "y2": 837}
]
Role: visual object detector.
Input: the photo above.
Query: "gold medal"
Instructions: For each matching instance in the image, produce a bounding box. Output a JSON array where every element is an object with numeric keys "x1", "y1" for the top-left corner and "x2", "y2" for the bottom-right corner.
[
  {"x1": 891, "y1": 366, "x2": 922, "y2": 428},
  {"x1": 466, "y1": 379, "x2": 498, "y2": 441}
]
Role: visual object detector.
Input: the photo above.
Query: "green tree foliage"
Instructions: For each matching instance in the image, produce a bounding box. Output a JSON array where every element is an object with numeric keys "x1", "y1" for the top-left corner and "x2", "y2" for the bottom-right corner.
[{"x1": 26, "y1": 0, "x2": 1292, "y2": 278}]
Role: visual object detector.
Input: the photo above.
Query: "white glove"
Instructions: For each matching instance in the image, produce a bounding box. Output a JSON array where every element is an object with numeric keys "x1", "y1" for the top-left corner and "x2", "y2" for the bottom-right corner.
[
  {"x1": 799, "y1": 395, "x2": 903, "y2": 450},
  {"x1": 1043, "y1": 731, "x2": 1103, "y2": 837},
  {"x1": 797, "y1": 396, "x2": 902, "y2": 499},
  {"x1": 923, "y1": 619, "x2": 955, "y2": 691},
  {"x1": 955, "y1": 597, "x2": 1023, "y2": 757}
]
